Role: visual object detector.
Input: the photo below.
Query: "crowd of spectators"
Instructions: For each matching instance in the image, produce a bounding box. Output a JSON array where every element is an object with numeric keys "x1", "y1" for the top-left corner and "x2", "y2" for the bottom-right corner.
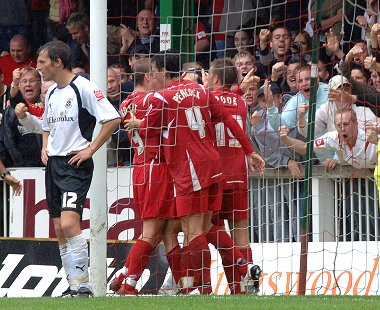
[{"x1": 0, "y1": 0, "x2": 380, "y2": 241}]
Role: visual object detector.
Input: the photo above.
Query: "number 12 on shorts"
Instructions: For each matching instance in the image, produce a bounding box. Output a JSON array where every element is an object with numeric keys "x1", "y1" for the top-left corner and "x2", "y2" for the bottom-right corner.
[{"x1": 62, "y1": 192, "x2": 78, "y2": 209}]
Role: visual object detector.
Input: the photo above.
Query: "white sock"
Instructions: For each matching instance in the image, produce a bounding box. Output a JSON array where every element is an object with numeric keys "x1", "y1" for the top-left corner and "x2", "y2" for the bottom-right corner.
[
  {"x1": 59, "y1": 243, "x2": 77, "y2": 291},
  {"x1": 121, "y1": 266, "x2": 128, "y2": 276},
  {"x1": 67, "y1": 233, "x2": 89, "y2": 286}
]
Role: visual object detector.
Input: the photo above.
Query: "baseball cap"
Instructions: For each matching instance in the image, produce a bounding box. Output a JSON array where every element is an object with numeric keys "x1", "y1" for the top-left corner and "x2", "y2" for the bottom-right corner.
[
  {"x1": 258, "y1": 83, "x2": 282, "y2": 97},
  {"x1": 328, "y1": 75, "x2": 351, "y2": 90},
  {"x1": 129, "y1": 44, "x2": 149, "y2": 55}
]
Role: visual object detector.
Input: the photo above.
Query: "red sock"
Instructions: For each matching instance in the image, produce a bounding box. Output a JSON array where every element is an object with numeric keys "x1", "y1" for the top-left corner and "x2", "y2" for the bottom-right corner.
[
  {"x1": 206, "y1": 225, "x2": 246, "y2": 293},
  {"x1": 125, "y1": 239, "x2": 154, "y2": 284},
  {"x1": 239, "y1": 246, "x2": 253, "y2": 264},
  {"x1": 188, "y1": 234, "x2": 211, "y2": 291},
  {"x1": 179, "y1": 246, "x2": 195, "y2": 293},
  {"x1": 166, "y1": 245, "x2": 182, "y2": 285},
  {"x1": 180, "y1": 246, "x2": 193, "y2": 277},
  {"x1": 125, "y1": 252, "x2": 131, "y2": 268}
]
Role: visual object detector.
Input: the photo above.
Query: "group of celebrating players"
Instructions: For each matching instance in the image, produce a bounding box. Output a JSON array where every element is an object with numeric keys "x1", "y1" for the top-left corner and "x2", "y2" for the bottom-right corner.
[{"x1": 111, "y1": 51, "x2": 265, "y2": 296}]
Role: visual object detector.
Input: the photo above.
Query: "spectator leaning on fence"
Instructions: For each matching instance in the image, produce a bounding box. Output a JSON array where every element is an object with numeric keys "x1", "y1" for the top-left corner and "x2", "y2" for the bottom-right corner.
[{"x1": 280, "y1": 108, "x2": 378, "y2": 169}]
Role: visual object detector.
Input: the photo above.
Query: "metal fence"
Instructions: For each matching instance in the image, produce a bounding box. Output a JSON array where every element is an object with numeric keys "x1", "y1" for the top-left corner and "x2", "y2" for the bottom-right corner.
[{"x1": 249, "y1": 166, "x2": 378, "y2": 243}]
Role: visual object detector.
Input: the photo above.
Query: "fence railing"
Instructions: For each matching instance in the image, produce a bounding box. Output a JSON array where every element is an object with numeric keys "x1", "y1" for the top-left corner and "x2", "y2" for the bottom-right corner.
[{"x1": 249, "y1": 166, "x2": 378, "y2": 243}]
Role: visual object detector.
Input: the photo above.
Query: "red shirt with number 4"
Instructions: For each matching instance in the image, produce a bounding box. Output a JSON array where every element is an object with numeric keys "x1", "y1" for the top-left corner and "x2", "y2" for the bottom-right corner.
[{"x1": 139, "y1": 79, "x2": 253, "y2": 196}]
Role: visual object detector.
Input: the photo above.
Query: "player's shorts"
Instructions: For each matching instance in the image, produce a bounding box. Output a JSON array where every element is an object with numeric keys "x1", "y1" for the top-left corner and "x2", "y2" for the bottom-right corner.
[
  {"x1": 212, "y1": 189, "x2": 249, "y2": 224},
  {"x1": 176, "y1": 182, "x2": 222, "y2": 217},
  {"x1": 133, "y1": 160, "x2": 175, "y2": 219},
  {"x1": 46, "y1": 155, "x2": 93, "y2": 219}
]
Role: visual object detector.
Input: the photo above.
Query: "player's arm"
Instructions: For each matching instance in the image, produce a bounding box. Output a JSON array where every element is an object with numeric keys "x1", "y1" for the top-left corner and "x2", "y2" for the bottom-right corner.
[
  {"x1": 68, "y1": 118, "x2": 120, "y2": 166},
  {"x1": 123, "y1": 112, "x2": 142, "y2": 130},
  {"x1": 41, "y1": 131, "x2": 49, "y2": 165}
]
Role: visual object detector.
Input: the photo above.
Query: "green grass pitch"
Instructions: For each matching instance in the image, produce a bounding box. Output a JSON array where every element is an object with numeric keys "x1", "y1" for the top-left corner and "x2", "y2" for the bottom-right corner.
[{"x1": 1, "y1": 295, "x2": 380, "y2": 310}]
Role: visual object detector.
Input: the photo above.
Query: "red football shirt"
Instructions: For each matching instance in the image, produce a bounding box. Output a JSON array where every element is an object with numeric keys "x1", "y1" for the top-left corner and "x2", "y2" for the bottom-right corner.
[
  {"x1": 120, "y1": 91, "x2": 163, "y2": 165},
  {"x1": 139, "y1": 79, "x2": 253, "y2": 196},
  {"x1": 212, "y1": 87, "x2": 248, "y2": 190}
]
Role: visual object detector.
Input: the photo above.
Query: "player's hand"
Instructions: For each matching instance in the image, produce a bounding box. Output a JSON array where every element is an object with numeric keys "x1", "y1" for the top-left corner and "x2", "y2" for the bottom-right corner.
[
  {"x1": 323, "y1": 158, "x2": 337, "y2": 170},
  {"x1": 68, "y1": 147, "x2": 94, "y2": 167},
  {"x1": 240, "y1": 68, "x2": 260, "y2": 93},
  {"x1": 124, "y1": 112, "x2": 142, "y2": 131},
  {"x1": 287, "y1": 159, "x2": 303, "y2": 179},
  {"x1": 247, "y1": 152, "x2": 265, "y2": 175},
  {"x1": 5, "y1": 174, "x2": 22, "y2": 196},
  {"x1": 41, "y1": 148, "x2": 49, "y2": 166},
  {"x1": 15, "y1": 103, "x2": 28, "y2": 119}
]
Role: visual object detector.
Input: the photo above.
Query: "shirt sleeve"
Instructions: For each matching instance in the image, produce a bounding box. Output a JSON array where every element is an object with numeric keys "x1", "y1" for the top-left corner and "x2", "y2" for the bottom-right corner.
[
  {"x1": 19, "y1": 113, "x2": 43, "y2": 134},
  {"x1": 194, "y1": 21, "x2": 208, "y2": 42},
  {"x1": 314, "y1": 131, "x2": 339, "y2": 153},
  {"x1": 259, "y1": 46, "x2": 272, "y2": 66},
  {"x1": 313, "y1": 103, "x2": 329, "y2": 136},
  {"x1": 267, "y1": 96, "x2": 300, "y2": 131},
  {"x1": 81, "y1": 80, "x2": 120, "y2": 123}
]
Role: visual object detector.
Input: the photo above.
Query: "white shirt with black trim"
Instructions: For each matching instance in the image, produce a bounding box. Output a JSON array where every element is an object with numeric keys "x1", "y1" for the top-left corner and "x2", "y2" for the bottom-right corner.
[{"x1": 42, "y1": 75, "x2": 120, "y2": 156}]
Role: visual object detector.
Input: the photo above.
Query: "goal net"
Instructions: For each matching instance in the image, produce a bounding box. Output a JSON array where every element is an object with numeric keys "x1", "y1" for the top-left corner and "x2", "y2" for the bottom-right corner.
[{"x1": 104, "y1": 0, "x2": 380, "y2": 296}]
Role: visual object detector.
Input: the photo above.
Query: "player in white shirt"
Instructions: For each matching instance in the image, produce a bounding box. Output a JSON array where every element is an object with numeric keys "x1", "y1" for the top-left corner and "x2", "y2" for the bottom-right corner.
[{"x1": 36, "y1": 40, "x2": 120, "y2": 297}]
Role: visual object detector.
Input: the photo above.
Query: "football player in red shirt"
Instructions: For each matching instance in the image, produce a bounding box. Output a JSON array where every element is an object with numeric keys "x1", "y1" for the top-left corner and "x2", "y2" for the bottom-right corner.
[
  {"x1": 110, "y1": 58, "x2": 181, "y2": 295},
  {"x1": 207, "y1": 58, "x2": 260, "y2": 293},
  {"x1": 125, "y1": 50, "x2": 265, "y2": 294}
]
